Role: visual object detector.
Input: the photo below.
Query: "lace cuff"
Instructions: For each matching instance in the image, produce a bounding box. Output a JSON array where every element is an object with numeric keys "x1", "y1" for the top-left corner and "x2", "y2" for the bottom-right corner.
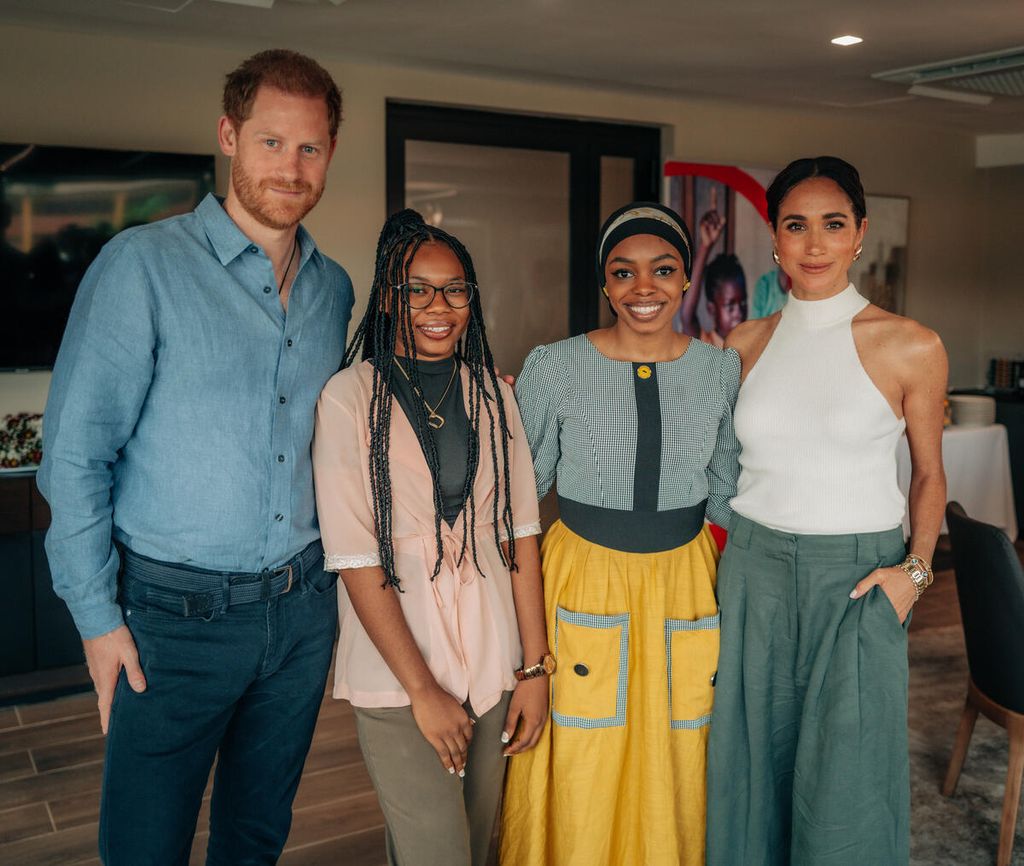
[
  {"x1": 499, "y1": 521, "x2": 542, "y2": 542},
  {"x1": 324, "y1": 552, "x2": 381, "y2": 572}
]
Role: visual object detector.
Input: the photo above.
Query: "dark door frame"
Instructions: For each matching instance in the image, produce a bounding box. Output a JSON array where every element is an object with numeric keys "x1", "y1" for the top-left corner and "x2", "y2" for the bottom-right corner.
[{"x1": 386, "y1": 102, "x2": 661, "y2": 335}]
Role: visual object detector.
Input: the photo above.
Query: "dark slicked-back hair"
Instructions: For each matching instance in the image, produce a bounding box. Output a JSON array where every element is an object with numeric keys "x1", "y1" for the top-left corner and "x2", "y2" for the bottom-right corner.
[
  {"x1": 342, "y1": 209, "x2": 517, "y2": 590},
  {"x1": 766, "y1": 155, "x2": 866, "y2": 228},
  {"x1": 223, "y1": 49, "x2": 342, "y2": 139}
]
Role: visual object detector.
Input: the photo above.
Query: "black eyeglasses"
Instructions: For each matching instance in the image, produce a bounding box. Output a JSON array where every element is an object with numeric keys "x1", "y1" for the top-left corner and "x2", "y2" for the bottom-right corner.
[{"x1": 393, "y1": 281, "x2": 477, "y2": 309}]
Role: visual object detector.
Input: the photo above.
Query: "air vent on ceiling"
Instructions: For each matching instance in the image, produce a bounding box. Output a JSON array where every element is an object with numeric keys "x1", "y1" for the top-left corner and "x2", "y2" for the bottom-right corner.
[{"x1": 874, "y1": 46, "x2": 1024, "y2": 98}]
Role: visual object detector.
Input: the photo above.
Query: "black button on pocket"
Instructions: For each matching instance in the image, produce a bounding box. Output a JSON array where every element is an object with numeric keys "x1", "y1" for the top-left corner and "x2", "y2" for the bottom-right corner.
[
  {"x1": 710, "y1": 671, "x2": 717, "y2": 687},
  {"x1": 573, "y1": 663, "x2": 589, "y2": 677}
]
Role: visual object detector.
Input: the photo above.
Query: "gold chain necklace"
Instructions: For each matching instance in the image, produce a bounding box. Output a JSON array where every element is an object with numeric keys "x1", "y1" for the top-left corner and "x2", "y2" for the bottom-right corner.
[{"x1": 395, "y1": 358, "x2": 458, "y2": 429}]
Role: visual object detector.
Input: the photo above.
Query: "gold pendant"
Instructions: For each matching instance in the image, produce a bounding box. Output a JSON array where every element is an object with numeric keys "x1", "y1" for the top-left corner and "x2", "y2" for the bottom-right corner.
[{"x1": 428, "y1": 412, "x2": 445, "y2": 430}]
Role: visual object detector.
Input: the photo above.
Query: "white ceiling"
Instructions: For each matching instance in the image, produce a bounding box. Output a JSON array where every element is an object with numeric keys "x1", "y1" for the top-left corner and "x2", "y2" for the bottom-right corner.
[{"x1": 2, "y1": 0, "x2": 1023, "y2": 134}]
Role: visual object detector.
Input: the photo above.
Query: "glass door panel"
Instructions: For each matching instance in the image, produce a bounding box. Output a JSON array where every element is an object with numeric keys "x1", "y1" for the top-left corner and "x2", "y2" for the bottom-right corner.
[
  {"x1": 597, "y1": 156, "x2": 636, "y2": 329},
  {"x1": 405, "y1": 140, "x2": 570, "y2": 375}
]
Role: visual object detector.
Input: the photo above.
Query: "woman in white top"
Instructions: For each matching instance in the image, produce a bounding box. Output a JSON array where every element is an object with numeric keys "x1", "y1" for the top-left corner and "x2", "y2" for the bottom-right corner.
[{"x1": 705, "y1": 156, "x2": 947, "y2": 866}]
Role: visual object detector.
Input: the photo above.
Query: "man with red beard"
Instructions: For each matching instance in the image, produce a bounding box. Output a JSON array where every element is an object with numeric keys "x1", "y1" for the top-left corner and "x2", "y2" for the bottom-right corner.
[{"x1": 38, "y1": 50, "x2": 352, "y2": 865}]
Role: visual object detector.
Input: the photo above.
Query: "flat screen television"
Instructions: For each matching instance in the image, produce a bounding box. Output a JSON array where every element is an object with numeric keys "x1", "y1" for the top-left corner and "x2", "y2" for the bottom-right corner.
[{"x1": 0, "y1": 143, "x2": 216, "y2": 370}]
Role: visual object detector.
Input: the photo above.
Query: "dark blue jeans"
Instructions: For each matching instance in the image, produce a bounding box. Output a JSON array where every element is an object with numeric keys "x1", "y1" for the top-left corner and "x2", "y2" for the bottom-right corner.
[{"x1": 99, "y1": 544, "x2": 338, "y2": 866}]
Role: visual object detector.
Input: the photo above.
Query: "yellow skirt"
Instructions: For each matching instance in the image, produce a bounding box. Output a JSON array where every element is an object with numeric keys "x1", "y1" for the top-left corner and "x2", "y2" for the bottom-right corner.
[{"x1": 500, "y1": 520, "x2": 721, "y2": 866}]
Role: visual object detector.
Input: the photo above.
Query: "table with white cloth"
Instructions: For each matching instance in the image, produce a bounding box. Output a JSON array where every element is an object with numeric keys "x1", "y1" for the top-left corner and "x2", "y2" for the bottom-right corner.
[{"x1": 896, "y1": 423, "x2": 1018, "y2": 540}]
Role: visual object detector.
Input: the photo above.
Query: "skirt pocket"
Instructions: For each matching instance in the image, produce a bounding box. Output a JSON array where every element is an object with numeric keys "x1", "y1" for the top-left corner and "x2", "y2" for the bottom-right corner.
[
  {"x1": 551, "y1": 606, "x2": 630, "y2": 729},
  {"x1": 665, "y1": 611, "x2": 720, "y2": 729}
]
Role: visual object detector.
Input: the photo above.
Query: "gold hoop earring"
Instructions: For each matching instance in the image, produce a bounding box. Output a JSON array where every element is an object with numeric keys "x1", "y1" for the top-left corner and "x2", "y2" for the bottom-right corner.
[
  {"x1": 853, "y1": 246, "x2": 862, "y2": 262},
  {"x1": 682, "y1": 278, "x2": 692, "y2": 293},
  {"x1": 601, "y1": 285, "x2": 609, "y2": 298},
  {"x1": 772, "y1": 248, "x2": 781, "y2": 266}
]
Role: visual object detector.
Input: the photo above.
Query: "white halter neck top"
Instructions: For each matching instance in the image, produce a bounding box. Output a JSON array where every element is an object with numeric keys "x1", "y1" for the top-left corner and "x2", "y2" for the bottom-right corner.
[{"x1": 730, "y1": 283, "x2": 906, "y2": 534}]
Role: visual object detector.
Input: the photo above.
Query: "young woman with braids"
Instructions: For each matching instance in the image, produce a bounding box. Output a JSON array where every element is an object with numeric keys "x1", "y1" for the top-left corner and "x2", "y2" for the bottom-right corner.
[
  {"x1": 501, "y1": 202, "x2": 741, "y2": 865},
  {"x1": 312, "y1": 210, "x2": 548, "y2": 865}
]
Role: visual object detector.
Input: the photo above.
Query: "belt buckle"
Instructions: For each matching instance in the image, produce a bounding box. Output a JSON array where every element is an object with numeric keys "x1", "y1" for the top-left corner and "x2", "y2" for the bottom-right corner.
[{"x1": 275, "y1": 564, "x2": 294, "y2": 595}]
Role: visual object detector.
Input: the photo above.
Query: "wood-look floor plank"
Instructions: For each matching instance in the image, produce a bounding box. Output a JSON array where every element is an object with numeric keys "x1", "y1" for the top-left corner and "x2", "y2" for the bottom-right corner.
[
  {"x1": 0, "y1": 708, "x2": 18, "y2": 732},
  {"x1": 315, "y1": 697, "x2": 355, "y2": 721},
  {"x1": 49, "y1": 789, "x2": 103, "y2": 832},
  {"x1": 0, "y1": 762, "x2": 104, "y2": 812},
  {"x1": 188, "y1": 791, "x2": 385, "y2": 865},
  {"x1": 286, "y1": 791, "x2": 385, "y2": 848},
  {"x1": 310, "y1": 709, "x2": 358, "y2": 742},
  {"x1": 0, "y1": 820, "x2": 98, "y2": 865},
  {"x1": 33, "y1": 735, "x2": 105, "y2": 774},
  {"x1": 0, "y1": 750, "x2": 34, "y2": 783},
  {"x1": 303, "y1": 734, "x2": 363, "y2": 775},
  {"x1": 0, "y1": 715, "x2": 101, "y2": 756},
  {"x1": 292, "y1": 762, "x2": 375, "y2": 812},
  {"x1": 17, "y1": 693, "x2": 98, "y2": 727},
  {"x1": 277, "y1": 825, "x2": 386, "y2": 866},
  {"x1": 0, "y1": 801, "x2": 53, "y2": 844}
]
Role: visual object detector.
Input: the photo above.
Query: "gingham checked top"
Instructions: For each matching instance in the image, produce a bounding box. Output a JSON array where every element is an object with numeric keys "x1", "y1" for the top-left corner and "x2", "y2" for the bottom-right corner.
[{"x1": 516, "y1": 334, "x2": 741, "y2": 528}]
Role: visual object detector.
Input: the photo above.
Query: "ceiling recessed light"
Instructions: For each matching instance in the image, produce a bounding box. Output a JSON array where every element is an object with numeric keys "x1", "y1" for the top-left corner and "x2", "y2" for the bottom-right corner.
[{"x1": 832, "y1": 35, "x2": 864, "y2": 47}]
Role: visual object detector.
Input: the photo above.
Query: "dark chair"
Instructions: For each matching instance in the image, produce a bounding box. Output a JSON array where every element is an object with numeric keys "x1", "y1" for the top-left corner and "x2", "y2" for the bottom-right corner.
[{"x1": 942, "y1": 501, "x2": 1024, "y2": 866}]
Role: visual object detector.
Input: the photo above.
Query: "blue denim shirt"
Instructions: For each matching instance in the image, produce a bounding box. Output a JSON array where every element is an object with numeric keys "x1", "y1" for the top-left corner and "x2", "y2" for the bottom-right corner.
[{"x1": 38, "y1": 194, "x2": 354, "y2": 639}]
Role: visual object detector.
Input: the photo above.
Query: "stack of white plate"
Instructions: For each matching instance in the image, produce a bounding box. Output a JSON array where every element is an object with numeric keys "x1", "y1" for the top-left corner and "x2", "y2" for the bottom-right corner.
[{"x1": 949, "y1": 395, "x2": 996, "y2": 427}]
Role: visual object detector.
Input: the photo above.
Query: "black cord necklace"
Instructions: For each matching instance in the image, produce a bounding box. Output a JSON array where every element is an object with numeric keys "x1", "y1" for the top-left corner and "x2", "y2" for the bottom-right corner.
[{"x1": 278, "y1": 237, "x2": 298, "y2": 295}]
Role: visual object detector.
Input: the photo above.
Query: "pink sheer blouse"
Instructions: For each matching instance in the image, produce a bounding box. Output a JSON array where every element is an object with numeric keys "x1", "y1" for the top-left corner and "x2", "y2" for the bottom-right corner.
[{"x1": 312, "y1": 361, "x2": 542, "y2": 716}]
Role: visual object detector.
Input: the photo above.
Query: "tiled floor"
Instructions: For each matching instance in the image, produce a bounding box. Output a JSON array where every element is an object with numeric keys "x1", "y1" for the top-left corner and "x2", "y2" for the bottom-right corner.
[{"x1": 0, "y1": 535, "x2": 988, "y2": 864}]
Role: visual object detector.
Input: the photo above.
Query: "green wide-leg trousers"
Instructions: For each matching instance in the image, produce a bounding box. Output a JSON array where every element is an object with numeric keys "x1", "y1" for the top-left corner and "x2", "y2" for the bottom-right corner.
[{"x1": 706, "y1": 514, "x2": 910, "y2": 866}]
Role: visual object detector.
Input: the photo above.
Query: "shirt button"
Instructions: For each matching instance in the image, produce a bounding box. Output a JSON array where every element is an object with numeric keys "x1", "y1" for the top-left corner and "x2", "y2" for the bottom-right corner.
[
  {"x1": 277, "y1": 454, "x2": 285, "y2": 463},
  {"x1": 286, "y1": 339, "x2": 294, "y2": 347},
  {"x1": 279, "y1": 396, "x2": 287, "y2": 404},
  {"x1": 275, "y1": 513, "x2": 284, "y2": 522},
  {"x1": 249, "y1": 245, "x2": 259, "y2": 254},
  {"x1": 263, "y1": 286, "x2": 272, "y2": 294}
]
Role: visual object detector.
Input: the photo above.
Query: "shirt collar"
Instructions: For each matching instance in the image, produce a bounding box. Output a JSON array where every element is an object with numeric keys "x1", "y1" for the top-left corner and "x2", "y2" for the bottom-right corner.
[{"x1": 196, "y1": 193, "x2": 324, "y2": 270}]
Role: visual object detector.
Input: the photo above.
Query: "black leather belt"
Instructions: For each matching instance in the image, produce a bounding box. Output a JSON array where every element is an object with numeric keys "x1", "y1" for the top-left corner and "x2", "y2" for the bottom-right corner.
[{"x1": 119, "y1": 540, "x2": 323, "y2": 616}]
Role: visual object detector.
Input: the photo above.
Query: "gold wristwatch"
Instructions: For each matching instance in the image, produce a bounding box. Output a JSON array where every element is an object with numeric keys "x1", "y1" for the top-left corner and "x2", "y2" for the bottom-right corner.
[
  {"x1": 898, "y1": 553, "x2": 933, "y2": 601},
  {"x1": 514, "y1": 653, "x2": 556, "y2": 681}
]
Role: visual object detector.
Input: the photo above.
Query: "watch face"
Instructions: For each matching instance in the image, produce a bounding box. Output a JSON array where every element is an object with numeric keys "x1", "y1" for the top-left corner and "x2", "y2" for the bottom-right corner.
[{"x1": 543, "y1": 654, "x2": 557, "y2": 674}]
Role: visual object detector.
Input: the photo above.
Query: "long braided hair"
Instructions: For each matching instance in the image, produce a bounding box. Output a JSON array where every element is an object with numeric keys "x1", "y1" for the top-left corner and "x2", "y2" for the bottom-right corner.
[{"x1": 341, "y1": 209, "x2": 517, "y2": 590}]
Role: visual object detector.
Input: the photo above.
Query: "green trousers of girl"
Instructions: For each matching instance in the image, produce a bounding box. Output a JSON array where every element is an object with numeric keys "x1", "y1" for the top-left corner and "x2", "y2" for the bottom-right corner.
[{"x1": 706, "y1": 514, "x2": 910, "y2": 866}]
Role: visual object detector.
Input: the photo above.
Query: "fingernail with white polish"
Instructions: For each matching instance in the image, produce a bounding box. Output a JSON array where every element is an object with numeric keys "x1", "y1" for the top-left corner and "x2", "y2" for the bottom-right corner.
[
  {"x1": 500, "y1": 731, "x2": 510, "y2": 744},
  {"x1": 849, "y1": 590, "x2": 858, "y2": 599},
  {"x1": 458, "y1": 769, "x2": 465, "y2": 778},
  {"x1": 448, "y1": 766, "x2": 455, "y2": 775}
]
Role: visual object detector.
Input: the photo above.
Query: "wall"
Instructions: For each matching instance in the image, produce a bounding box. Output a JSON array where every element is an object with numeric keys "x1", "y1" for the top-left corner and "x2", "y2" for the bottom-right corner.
[
  {"x1": 0, "y1": 22, "x2": 1009, "y2": 416},
  {"x1": 977, "y1": 164, "x2": 1024, "y2": 381}
]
